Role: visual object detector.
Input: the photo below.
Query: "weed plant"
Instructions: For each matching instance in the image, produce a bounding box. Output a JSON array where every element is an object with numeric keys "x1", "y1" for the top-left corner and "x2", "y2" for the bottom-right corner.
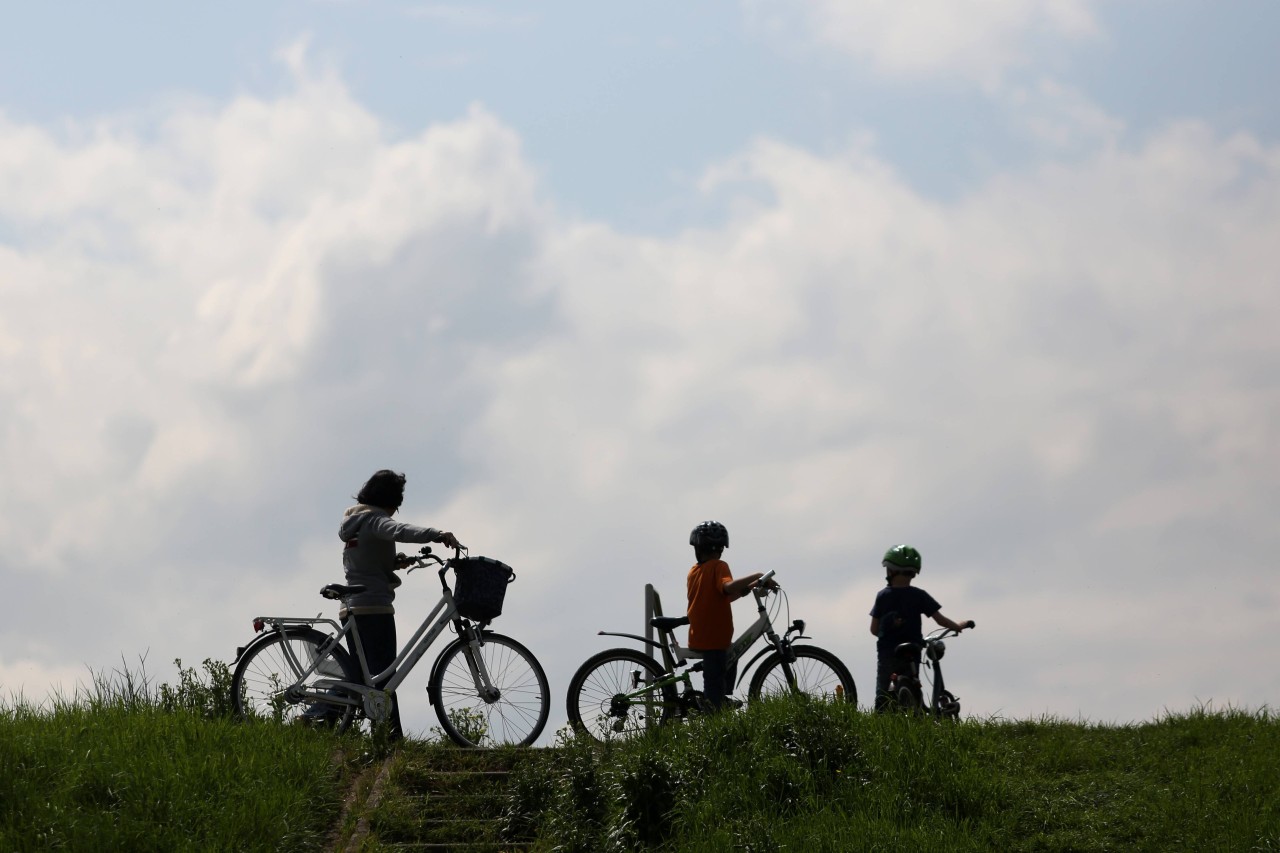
[
  {"x1": 0, "y1": 659, "x2": 349, "y2": 852},
  {"x1": 508, "y1": 699, "x2": 1280, "y2": 852}
]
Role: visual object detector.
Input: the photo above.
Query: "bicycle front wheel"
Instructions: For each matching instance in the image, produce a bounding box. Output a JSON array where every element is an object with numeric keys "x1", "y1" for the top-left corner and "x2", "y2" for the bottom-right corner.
[
  {"x1": 231, "y1": 627, "x2": 360, "y2": 730},
  {"x1": 936, "y1": 689, "x2": 961, "y2": 720},
  {"x1": 428, "y1": 632, "x2": 549, "y2": 748},
  {"x1": 567, "y1": 648, "x2": 678, "y2": 743},
  {"x1": 747, "y1": 645, "x2": 857, "y2": 707}
]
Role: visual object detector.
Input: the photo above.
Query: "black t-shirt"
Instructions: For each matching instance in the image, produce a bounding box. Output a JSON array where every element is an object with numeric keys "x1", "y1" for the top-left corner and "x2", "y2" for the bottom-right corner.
[{"x1": 870, "y1": 585, "x2": 942, "y2": 655}]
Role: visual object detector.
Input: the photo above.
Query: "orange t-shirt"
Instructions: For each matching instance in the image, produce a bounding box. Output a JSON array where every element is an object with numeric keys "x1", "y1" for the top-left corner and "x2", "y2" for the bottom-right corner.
[{"x1": 687, "y1": 558, "x2": 734, "y2": 650}]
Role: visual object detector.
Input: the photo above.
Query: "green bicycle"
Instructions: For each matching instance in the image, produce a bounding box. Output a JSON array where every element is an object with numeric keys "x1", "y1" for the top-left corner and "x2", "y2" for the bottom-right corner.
[{"x1": 567, "y1": 570, "x2": 856, "y2": 741}]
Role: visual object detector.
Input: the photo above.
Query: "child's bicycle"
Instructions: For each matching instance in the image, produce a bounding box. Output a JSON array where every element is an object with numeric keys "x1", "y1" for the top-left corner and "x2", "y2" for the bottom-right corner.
[
  {"x1": 230, "y1": 546, "x2": 550, "y2": 747},
  {"x1": 566, "y1": 570, "x2": 856, "y2": 741},
  {"x1": 886, "y1": 621, "x2": 976, "y2": 719}
]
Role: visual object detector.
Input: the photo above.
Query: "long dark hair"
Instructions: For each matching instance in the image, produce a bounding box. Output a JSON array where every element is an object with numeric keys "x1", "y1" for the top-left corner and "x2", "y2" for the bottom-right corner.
[{"x1": 355, "y1": 469, "x2": 407, "y2": 511}]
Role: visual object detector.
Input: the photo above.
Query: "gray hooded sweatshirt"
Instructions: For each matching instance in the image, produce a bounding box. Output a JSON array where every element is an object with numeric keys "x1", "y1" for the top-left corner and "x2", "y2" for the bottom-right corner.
[{"x1": 339, "y1": 504, "x2": 442, "y2": 613}]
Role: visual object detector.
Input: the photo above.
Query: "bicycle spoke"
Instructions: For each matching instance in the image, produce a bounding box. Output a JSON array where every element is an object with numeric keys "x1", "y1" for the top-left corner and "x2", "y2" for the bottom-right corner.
[
  {"x1": 567, "y1": 649, "x2": 673, "y2": 742},
  {"x1": 429, "y1": 633, "x2": 549, "y2": 747},
  {"x1": 748, "y1": 646, "x2": 856, "y2": 706},
  {"x1": 231, "y1": 629, "x2": 359, "y2": 730}
]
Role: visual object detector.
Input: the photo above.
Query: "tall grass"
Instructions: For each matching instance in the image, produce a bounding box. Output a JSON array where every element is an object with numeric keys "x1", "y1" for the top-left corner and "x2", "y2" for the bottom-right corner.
[
  {"x1": 5, "y1": 663, "x2": 1277, "y2": 852},
  {"x1": 0, "y1": 659, "x2": 349, "y2": 853},
  {"x1": 507, "y1": 700, "x2": 1280, "y2": 852}
]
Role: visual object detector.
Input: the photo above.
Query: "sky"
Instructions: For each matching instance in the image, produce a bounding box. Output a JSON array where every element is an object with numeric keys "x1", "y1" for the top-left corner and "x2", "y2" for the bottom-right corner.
[{"x1": 2, "y1": 0, "x2": 1278, "y2": 741}]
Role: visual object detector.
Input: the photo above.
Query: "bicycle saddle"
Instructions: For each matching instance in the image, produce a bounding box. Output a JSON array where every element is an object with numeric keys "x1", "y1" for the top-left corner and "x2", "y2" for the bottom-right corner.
[
  {"x1": 651, "y1": 616, "x2": 690, "y2": 632},
  {"x1": 893, "y1": 642, "x2": 922, "y2": 661},
  {"x1": 319, "y1": 583, "x2": 367, "y2": 600}
]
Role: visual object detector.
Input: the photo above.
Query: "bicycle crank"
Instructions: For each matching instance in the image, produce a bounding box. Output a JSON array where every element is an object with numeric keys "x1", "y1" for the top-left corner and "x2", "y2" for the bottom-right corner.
[{"x1": 362, "y1": 690, "x2": 392, "y2": 722}]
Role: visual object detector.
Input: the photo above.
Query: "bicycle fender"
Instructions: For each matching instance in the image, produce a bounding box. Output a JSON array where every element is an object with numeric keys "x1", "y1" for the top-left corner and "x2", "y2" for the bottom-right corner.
[
  {"x1": 596, "y1": 630, "x2": 664, "y2": 653},
  {"x1": 233, "y1": 630, "x2": 287, "y2": 665},
  {"x1": 734, "y1": 646, "x2": 776, "y2": 688}
]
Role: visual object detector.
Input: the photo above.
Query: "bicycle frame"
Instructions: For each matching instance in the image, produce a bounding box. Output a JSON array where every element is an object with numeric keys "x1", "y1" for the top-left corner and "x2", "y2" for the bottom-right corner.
[
  {"x1": 244, "y1": 553, "x2": 498, "y2": 721},
  {"x1": 598, "y1": 578, "x2": 805, "y2": 701},
  {"x1": 890, "y1": 626, "x2": 965, "y2": 717}
]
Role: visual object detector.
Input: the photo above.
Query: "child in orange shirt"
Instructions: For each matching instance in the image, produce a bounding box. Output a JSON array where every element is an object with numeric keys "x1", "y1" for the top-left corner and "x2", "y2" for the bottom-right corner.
[{"x1": 686, "y1": 521, "x2": 763, "y2": 710}]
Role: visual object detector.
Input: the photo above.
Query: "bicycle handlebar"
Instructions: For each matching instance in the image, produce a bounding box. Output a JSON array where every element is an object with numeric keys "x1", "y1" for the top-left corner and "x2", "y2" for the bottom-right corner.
[
  {"x1": 404, "y1": 544, "x2": 469, "y2": 573},
  {"x1": 751, "y1": 570, "x2": 781, "y2": 597},
  {"x1": 925, "y1": 622, "x2": 975, "y2": 642}
]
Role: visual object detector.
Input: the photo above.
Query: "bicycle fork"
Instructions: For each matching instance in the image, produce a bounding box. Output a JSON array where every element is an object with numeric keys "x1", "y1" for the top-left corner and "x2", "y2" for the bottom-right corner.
[{"x1": 459, "y1": 626, "x2": 501, "y2": 703}]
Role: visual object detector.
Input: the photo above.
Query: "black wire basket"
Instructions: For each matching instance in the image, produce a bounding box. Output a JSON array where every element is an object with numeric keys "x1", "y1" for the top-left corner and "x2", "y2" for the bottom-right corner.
[{"x1": 451, "y1": 557, "x2": 515, "y2": 622}]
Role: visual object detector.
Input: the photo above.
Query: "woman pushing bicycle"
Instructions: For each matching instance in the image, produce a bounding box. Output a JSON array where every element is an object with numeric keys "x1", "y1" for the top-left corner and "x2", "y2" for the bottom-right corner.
[
  {"x1": 331, "y1": 468, "x2": 462, "y2": 740},
  {"x1": 868, "y1": 545, "x2": 973, "y2": 713}
]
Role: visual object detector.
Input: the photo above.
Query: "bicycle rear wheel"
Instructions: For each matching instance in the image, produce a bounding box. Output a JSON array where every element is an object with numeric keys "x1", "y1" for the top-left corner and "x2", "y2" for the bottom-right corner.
[
  {"x1": 231, "y1": 627, "x2": 360, "y2": 731},
  {"x1": 567, "y1": 648, "x2": 678, "y2": 742},
  {"x1": 895, "y1": 684, "x2": 922, "y2": 712},
  {"x1": 747, "y1": 645, "x2": 857, "y2": 707},
  {"x1": 428, "y1": 632, "x2": 549, "y2": 748}
]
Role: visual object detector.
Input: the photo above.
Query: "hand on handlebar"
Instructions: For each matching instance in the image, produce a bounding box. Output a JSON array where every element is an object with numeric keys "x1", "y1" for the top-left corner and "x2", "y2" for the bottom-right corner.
[
  {"x1": 437, "y1": 531, "x2": 463, "y2": 551},
  {"x1": 752, "y1": 569, "x2": 779, "y2": 592}
]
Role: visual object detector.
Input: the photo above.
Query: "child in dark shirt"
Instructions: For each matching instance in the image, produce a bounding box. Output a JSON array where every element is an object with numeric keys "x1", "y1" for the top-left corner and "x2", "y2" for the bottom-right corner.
[{"x1": 869, "y1": 544, "x2": 971, "y2": 712}]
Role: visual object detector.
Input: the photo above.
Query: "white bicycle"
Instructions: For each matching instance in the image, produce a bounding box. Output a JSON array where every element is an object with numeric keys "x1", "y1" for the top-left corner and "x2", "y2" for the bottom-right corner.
[{"x1": 231, "y1": 546, "x2": 549, "y2": 748}]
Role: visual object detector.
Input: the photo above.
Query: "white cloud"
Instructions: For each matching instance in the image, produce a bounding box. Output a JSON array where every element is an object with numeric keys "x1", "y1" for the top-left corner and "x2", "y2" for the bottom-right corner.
[
  {"x1": 744, "y1": 0, "x2": 1101, "y2": 83},
  {"x1": 1005, "y1": 78, "x2": 1126, "y2": 152},
  {"x1": 2, "y1": 50, "x2": 1278, "y2": 733}
]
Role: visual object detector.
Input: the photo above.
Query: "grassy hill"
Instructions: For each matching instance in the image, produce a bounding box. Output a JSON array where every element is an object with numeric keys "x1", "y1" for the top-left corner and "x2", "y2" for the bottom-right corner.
[
  {"x1": 2, "y1": 662, "x2": 1276, "y2": 851},
  {"x1": 0, "y1": 661, "x2": 353, "y2": 852},
  {"x1": 506, "y1": 701, "x2": 1280, "y2": 852}
]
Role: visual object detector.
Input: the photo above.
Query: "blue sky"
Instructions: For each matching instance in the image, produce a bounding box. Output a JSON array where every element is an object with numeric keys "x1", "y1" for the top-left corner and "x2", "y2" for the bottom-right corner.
[
  {"x1": 5, "y1": 1, "x2": 1276, "y2": 229},
  {"x1": 2, "y1": 1, "x2": 1278, "y2": 738}
]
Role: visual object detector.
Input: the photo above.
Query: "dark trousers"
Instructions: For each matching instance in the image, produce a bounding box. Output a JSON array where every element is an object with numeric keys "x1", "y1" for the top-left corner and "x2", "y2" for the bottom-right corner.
[
  {"x1": 874, "y1": 653, "x2": 896, "y2": 712},
  {"x1": 697, "y1": 648, "x2": 738, "y2": 710},
  {"x1": 875, "y1": 650, "x2": 920, "y2": 712},
  {"x1": 345, "y1": 613, "x2": 403, "y2": 740}
]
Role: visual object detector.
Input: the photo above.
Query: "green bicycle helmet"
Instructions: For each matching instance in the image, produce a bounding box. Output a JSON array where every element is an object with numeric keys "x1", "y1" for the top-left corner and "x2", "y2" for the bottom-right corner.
[{"x1": 882, "y1": 544, "x2": 922, "y2": 574}]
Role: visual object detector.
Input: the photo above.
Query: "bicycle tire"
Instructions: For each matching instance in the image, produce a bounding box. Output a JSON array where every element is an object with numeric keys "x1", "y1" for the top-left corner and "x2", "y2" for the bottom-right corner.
[
  {"x1": 231, "y1": 627, "x2": 361, "y2": 731},
  {"x1": 428, "y1": 632, "x2": 549, "y2": 748},
  {"x1": 936, "y1": 689, "x2": 961, "y2": 720},
  {"x1": 746, "y1": 645, "x2": 858, "y2": 707},
  {"x1": 567, "y1": 648, "x2": 679, "y2": 743},
  {"x1": 895, "y1": 683, "x2": 921, "y2": 713}
]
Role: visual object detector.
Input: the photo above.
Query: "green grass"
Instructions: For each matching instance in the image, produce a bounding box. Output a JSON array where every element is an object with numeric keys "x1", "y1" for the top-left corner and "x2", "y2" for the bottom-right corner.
[
  {"x1": 507, "y1": 701, "x2": 1280, "y2": 852},
  {"x1": 0, "y1": 661, "x2": 351, "y2": 853},
  {"x1": 4, "y1": 664, "x2": 1277, "y2": 852}
]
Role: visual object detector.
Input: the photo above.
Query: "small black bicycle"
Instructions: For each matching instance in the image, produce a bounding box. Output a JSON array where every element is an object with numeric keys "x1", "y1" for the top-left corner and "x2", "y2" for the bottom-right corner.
[{"x1": 886, "y1": 621, "x2": 975, "y2": 719}]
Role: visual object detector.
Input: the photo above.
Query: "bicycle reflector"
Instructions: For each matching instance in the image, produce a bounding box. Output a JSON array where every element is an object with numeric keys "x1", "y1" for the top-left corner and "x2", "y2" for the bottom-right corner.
[{"x1": 253, "y1": 619, "x2": 265, "y2": 633}]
